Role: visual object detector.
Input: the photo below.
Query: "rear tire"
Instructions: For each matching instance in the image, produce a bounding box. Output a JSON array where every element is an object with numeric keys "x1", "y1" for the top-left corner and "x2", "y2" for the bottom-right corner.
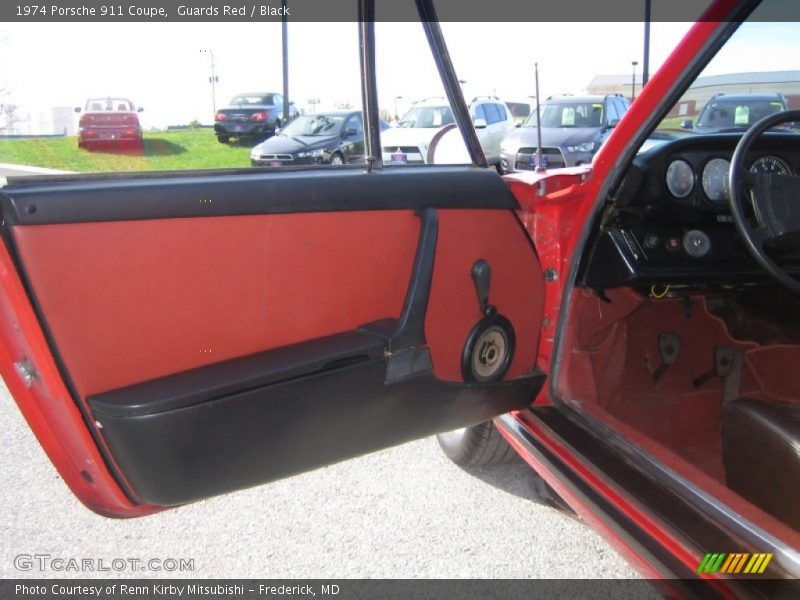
[
  {"x1": 329, "y1": 153, "x2": 344, "y2": 165},
  {"x1": 217, "y1": 135, "x2": 230, "y2": 144},
  {"x1": 436, "y1": 420, "x2": 518, "y2": 467}
]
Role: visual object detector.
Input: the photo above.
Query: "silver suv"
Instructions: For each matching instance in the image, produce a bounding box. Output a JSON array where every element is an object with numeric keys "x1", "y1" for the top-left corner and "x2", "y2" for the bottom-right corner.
[{"x1": 500, "y1": 93, "x2": 631, "y2": 172}]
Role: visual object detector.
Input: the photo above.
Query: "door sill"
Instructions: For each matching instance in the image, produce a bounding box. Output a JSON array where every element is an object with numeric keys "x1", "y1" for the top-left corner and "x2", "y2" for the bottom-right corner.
[{"x1": 496, "y1": 406, "x2": 800, "y2": 593}]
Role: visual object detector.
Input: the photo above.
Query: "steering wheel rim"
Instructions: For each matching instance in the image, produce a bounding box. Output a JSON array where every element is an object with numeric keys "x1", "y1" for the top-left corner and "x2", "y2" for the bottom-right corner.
[
  {"x1": 425, "y1": 122, "x2": 457, "y2": 164},
  {"x1": 728, "y1": 109, "x2": 800, "y2": 295}
]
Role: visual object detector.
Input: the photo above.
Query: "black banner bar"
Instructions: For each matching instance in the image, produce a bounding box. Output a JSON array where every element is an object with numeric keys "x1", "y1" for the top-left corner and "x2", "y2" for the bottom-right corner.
[
  {"x1": 2, "y1": 0, "x2": 800, "y2": 23},
  {"x1": 0, "y1": 578, "x2": 734, "y2": 600}
]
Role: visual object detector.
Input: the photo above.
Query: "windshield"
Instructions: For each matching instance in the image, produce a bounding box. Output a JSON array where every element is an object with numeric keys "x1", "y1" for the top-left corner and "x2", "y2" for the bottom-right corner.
[
  {"x1": 280, "y1": 115, "x2": 344, "y2": 137},
  {"x1": 696, "y1": 98, "x2": 786, "y2": 130},
  {"x1": 230, "y1": 94, "x2": 275, "y2": 106},
  {"x1": 85, "y1": 98, "x2": 134, "y2": 112},
  {"x1": 397, "y1": 105, "x2": 454, "y2": 128},
  {"x1": 655, "y1": 5, "x2": 799, "y2": 136},
  {"x1": 526, "y1": 102, "x2": 604, "y2": 128}
]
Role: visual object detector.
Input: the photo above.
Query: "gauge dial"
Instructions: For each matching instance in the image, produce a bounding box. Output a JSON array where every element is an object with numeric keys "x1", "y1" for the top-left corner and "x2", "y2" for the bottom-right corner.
[
  {"x1": 701, "y1": 158, "x2": 731, "y2": 205},
  {"x1": 665, "y1": 159, "x2": 694, "y2": 198},
  {"x1": 749, "y1": 155, "x2": 792, "y2": 176},
  {"x1": 682, "y1": 229, "x2": 712, "y2": 258}
]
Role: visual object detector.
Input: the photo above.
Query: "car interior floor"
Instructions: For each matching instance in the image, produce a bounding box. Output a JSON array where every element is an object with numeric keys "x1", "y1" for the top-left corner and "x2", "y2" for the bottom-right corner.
[{"x1": 560, "y1": 285, "x2": 800, "y2": 538}]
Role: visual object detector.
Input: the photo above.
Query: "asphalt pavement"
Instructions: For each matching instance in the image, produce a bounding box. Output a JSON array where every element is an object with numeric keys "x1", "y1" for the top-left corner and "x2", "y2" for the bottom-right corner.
[
  {"x1": 0, "y1": 163, "x2": 72, "y2": 178},
  {"x1": 0, "y1": 382, "x2": 641, "y2": 580}
]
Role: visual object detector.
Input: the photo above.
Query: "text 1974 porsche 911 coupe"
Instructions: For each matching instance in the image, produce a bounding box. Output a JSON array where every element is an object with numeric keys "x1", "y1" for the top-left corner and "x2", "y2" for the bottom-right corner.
[{"x1": 1, "y1": 0, "x2": 800, "y2": 595}]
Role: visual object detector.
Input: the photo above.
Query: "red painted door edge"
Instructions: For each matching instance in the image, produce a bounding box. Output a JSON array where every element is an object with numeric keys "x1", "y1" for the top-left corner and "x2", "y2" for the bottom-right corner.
[{"x1": 0, "y1": 238, "x2": 152, "y2": 517}]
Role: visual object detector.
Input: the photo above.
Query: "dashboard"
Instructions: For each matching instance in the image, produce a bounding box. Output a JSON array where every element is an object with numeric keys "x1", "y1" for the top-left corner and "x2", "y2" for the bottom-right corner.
[{"x1": 582, "y1": 132, "x2": 800, "y2": 289}]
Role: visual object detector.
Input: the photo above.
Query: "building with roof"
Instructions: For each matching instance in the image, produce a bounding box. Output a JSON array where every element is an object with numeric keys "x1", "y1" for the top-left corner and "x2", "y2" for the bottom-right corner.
[
  {"x1": 586, "y1": 74, "x2": 643, "y2": 100},
  {"x1": 588, "y1": 70, "x2": 800, "y2": 118}
]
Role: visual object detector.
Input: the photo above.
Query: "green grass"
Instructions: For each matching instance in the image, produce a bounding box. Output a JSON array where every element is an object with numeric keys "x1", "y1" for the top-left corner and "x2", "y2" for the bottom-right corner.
[
  {"x1": 0, "y1": 129, "x2": 253, "y2": 173},
  {"x1": 659, "y1": 116, "x2": 692, "y2": 130}
]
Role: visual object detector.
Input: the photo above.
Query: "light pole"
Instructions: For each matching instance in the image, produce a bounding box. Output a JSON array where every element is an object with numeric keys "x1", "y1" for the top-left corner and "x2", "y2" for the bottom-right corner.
[
  {"x1": 200, "y1": 49, "x2": 218, "y2": 117},
  {"x1": 281, "y1": 0, "x2": 290, "y2": 125},
  {"x1": 457, "y1": 80, "x2": 468, "y2": 107},
  {"x1": 631, "y1": 60, "x2": 639, "y2": 101},
  {"x1": 643, "y1": 0, "x2": 651, "y2": 86},
  {"x1": 534, "y1": 63, "x2": 544, "y2": 172},
  {"x1": 394, "y1": 96, "x2": 403, "y2": 122}
]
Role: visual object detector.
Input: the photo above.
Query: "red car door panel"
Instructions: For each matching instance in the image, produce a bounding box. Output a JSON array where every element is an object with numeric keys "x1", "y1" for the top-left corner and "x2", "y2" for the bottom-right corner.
[
  {"x1": 426, "y1": 209, "x2": 544, "y2": 382},
  {"x1": 12, "y1": 212, "x2": 420, "y2": 398},
  {"x1": 0, "y1": 166, "x2": 546, "y2": 512}
]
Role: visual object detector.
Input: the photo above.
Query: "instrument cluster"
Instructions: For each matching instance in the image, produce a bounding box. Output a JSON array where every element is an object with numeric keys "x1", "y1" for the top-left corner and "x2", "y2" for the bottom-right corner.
[
  {"x1": 664, "y1": 151, "x2": 794, "y2": 209},
  {"x1": 583, "y1": 133, "x2": 800, "y2": 289}
]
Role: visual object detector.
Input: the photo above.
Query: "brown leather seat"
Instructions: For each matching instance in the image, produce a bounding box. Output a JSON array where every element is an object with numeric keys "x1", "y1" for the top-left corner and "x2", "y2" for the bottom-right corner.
[{"x1": 722, "y1": 398, "x2": 800, "y2": 530}]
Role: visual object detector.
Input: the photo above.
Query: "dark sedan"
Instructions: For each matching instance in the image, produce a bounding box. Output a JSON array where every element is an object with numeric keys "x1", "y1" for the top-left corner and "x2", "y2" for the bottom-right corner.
[
  {"x1": 214, "y1": 92, "x2": 298, "y2": 144},
  {"x1": 250, "y1": 110, "x2": 388, "y2": 167}
]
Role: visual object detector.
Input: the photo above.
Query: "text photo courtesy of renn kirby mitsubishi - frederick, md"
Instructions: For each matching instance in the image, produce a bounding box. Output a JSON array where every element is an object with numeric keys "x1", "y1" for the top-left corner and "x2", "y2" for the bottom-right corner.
[{"x1": 2, "y1": 0, "x2": 800, "y2": 597}]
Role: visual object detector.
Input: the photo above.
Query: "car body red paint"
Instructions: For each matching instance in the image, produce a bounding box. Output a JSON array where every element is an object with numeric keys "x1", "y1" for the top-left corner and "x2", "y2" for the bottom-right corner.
[
  {"x1": 1, "y1": 0, "x2": 796, "y2": 589},
  {"x1": 76, "y1": 97, "x2": 143, "y2": 148}
]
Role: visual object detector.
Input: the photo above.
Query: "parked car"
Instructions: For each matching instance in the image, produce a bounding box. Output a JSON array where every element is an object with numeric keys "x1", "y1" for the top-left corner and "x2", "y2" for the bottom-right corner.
[
  {"x1": 504, "y1": 100, "x2": 533, "y2": 126},
  {"x1": 380, "y1": 97, "x2": 455, "y2": 165},
  {"x1": 383, "y1": 96, "x2": 514, "y2": 166},
  {"x1": 250, "y1": 111, "x2": 389, "y2": 167},
  {"x1": 3, "y1": 0, "x2": 800, "y2": 591},
  {"x1": 428, "y1": 96, "x2": 516, "y2": 167},
  {"x1": 214, "y1": 92, "x2": 298, "y2": 144},
  {"x1": 74, "y1": 97, "x2": 143, "y2": 148},
  {"x1": 499, "y1": 93, "x2": 631, "y2": 172},
  {"x1": 682, "y1": 92, "x2": 789, "y2": 132}
]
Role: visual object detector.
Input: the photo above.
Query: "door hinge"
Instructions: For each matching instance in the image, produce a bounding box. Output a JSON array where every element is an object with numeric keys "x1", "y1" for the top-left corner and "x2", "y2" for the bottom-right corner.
[{"x1": 14, "y1": 359, "x2": 39, "y2": 388}]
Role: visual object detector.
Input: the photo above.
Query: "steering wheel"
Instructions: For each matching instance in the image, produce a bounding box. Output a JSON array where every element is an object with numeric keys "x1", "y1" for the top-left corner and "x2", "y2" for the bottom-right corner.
[{"x1": 729, "y1": 109, "x2": 800, "y2": 295}]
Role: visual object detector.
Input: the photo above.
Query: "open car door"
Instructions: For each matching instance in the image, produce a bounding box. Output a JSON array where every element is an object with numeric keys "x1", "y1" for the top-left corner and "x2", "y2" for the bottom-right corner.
[{"x1": 0, "y1": 6, "x2": 546, "y2": 517}]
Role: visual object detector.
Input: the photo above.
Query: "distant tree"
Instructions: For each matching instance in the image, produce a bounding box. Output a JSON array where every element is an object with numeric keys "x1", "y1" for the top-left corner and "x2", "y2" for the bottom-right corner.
[
  {"x1": 0, "y1": 36, "x2": 16, "y2": 133},
  {"x1": 0, "y1": 103, "x2": 19, "y2": 134}
]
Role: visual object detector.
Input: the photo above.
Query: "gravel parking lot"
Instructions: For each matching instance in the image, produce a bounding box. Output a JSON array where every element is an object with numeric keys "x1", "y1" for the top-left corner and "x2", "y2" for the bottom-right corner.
[{"x1": 0, "y1": 383, "x2": 639, "y2": 579}]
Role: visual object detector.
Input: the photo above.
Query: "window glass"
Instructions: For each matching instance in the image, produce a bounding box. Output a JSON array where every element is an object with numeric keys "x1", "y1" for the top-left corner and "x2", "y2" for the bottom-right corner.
[
  {"x1": 0, "y1": 16, "x2": 364, "y2": 173},
  {"x1": 696, "y1": 99, "x2": 783, "y2": 129},
  {"x1": 231, "y1": 94, "x2": 276, "y2": 106},
  {"x1": 607, "y1": 99, "x2": 620, "y2": 122},
  {"x1": 655, "y1": 1, "x2": 799, "y2": 136},
  {"x1": 345, "y1": 113, "x2": 363, "y2": 134},
  {"x1": 397, "y1": 104, "x2": 454, "y2": 128},
  {"x1": 282, "y1": 114, "x2": 345, "y2": 136},
  {"x1": 472, "y1": 103, "x2": 487, "y2": 122},
  {"x1": 505, "y1": 102, "x2": 531, "y2": 125},
  {"x1": 527, "y1": 102, "x2": 604, "y2": 128},
  {"x1": 495, "y1": 103, "x2": 508, "y2": 122},
  {"x1": 84, "y1": 98, "x2": 135, "y2": 112},
  {"x1": 0, "y1": 15, "x2": 697, "y2": 174},
  {"x1": 484, "y1": 103, "x2": 501, "y2": 124}
]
